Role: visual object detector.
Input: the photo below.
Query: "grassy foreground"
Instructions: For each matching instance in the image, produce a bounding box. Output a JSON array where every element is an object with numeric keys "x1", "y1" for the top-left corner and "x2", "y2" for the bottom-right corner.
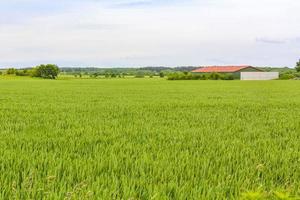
[{"x1": 0, "y1": 78, "x2": 300, "y2": 199}]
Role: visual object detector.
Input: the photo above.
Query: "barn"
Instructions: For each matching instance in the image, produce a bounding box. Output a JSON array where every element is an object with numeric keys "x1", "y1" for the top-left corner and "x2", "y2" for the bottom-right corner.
[{"x1": 191, "y1": 65, "x2": 263, "y2": 79}]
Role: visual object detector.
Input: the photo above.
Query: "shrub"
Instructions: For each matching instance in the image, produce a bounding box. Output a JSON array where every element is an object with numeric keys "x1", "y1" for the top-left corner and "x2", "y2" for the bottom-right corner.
[
  {"x1": 16, "y1": 70, "x2": 27, "y2": 76},
  {"x1": 210, "y1": 73, "x2": 221, "y2": 80},
  {"x1": 167, "y1": 72, "x2": 235, "y2": 80},
  {"x1": 6, "y1": 68, "x2": 16, "y2": 75},
  {"x1": 223, "y1": 73, "x2": 235, "y2": 80},
  {"x1": 294, "y1": 72, "x2": 300, "y2": 78},
  {"x1": 296, "y1": 59, "x2": 300, "y2": 72},
  {"x1": 279, "y1": 73, "x2": 295, "y2": 80},
  {"x1": 111, "y1": 73, "x2": 117, "y2": 78},
  {"x1": 91, "y1": 72, "x2": 101, "y2": 78},
  {"x1": 159, "y1": 72, "x2": 165, "y2": 78},
  {"x1": 74, "y1": 73, "x2": 82, "y2": 78},
  {"x1": 167, "y1": 72, "x2": 185, "y2": 80},
  {"x1": 135, "y1": 71, "x2": 145, "y2": 78}
]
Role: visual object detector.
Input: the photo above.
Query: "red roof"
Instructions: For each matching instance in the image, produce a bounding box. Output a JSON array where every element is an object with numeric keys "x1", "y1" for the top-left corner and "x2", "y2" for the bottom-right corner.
[{"x1": 192, "y1": 66, "x2": 257, "y2": 73}]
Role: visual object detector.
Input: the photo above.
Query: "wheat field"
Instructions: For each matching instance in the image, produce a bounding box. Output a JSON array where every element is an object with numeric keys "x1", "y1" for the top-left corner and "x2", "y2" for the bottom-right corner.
[{"x1": 0, "y1": 78, "x2": 300, "y2": 199}]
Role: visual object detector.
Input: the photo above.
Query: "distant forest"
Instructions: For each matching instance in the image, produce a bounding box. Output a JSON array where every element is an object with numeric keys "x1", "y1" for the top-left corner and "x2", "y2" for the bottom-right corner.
[
  {"x1": 1, "y1": 66, "x2": 297, "y2": 79},
  {"x1": 59, "y1": 66, "x2": 295, "y2": 76},
  {"x1": 60, "y1": 66, "x2": 198, "y2": 75}
]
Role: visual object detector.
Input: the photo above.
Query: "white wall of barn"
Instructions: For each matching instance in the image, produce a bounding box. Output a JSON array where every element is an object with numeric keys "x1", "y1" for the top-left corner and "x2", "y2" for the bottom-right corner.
[{"x1": 241, "y1": 72, "x2": 279, "y2": 80}]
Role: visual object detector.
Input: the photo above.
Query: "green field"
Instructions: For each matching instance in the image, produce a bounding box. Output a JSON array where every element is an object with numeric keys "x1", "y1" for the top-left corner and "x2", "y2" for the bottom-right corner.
[{"x1": 1, "y1": 78, "x2": 300, "y2": 199}]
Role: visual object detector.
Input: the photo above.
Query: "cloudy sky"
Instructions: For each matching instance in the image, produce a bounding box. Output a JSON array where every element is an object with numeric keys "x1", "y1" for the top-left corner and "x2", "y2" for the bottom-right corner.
[{"x1": 0, "y1": 0, "x2": 299, "y2": 68}]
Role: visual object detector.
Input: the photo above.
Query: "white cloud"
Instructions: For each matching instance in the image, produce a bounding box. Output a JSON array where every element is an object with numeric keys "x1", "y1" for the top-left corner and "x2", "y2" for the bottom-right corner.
[{"x1": 0, "y1": 0, "x2": 299, "y2": 67}]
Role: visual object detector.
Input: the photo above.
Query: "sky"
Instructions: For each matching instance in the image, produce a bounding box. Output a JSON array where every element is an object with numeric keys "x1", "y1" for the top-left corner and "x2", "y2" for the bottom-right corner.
[{"x1": 0, "y1": 0, "x2": 299, "y2": 68}]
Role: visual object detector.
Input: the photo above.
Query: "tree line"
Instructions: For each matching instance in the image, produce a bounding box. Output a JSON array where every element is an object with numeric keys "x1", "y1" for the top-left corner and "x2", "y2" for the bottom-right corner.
[
  {"x1": 4, "y1": 64, "x2": 59, "y2": 79},
  {"x1": 278, "y1": 59, "x2": 300, "y2": 80},
  {"x1": 1, "y1": 60, "x2": 300, "y2": 80},
  {"x1": 167, "y1": 72, "x2": 235, "y2": 80}
]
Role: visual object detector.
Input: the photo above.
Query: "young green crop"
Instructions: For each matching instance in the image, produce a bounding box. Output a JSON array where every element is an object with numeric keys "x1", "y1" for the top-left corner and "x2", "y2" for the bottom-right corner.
[{"x1": 0, "y1": 78, "x2": 300, "y2": 199}]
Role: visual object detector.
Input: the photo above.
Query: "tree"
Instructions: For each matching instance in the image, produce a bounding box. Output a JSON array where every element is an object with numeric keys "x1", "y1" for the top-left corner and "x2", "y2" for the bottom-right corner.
[
  {"x1": 6, "y1": 68, "x2": 16, "y2": 75},
  {"x1": 110, "y1": 73, "x2": 117, "y2": 78},
  {"x1": 92, "y1": 72, "x2": 100, "y2": 78},
  {"x1": 16, "y1": 70, "x2": 27, "y2": 76},
  {"x1": 159, "y1": 72, "x2": 165, "y2": 78},
  {"x1": 135, "y1": 71, "x2": 145, "y2": 78},
  {"x1": 34, "y1": 64, "x2": 59, "y2": 79},
  {"x1": 74, "y1": 73, "x2": 82, "y2": 78},
  {"x1": 296, "y1": 59, "x2": 300, "y2": 72}
]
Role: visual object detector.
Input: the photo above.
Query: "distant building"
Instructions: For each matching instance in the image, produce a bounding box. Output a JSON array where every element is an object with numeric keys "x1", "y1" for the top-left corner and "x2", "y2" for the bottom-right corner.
[
  {"x1": 192, "y1": 66, "x2": 279, "y2": 80},
  {"x1": 240, "y1": 72, "x2": 279, "y2": 80},
  {"x1": 192, "y1": 65, "x2": 262, "y2": 79}
]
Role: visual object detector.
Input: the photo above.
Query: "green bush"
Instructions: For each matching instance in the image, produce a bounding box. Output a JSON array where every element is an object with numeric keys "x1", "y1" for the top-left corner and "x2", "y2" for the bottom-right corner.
[
  {"x1": 296, "y1": 59, "x2": 300, "y2": 72},
  {"x1": 294, "y1": 72, "x2": 300, "y2": 78},
  {"x1": 279, "y1": 73, "x2": 295, "y2": 80},
  {"x1": 135, "y1": 71, "x2": 145, "y2": 78},
  {"x1": 167, "y1": 72, "x2": 235, "y2": 80},
  {"x1": 210, "y1": 72, "x2": 221, "y2": 80},
  {"x1": 16, "y1": 70, "x2": 26, "y2": 76},
  {"x1": 73, "y1": 73, "x2": 82, "y2": 78},
  {"x1": 6, "y1": 68, "x2": 17, "y2": 75},
  {"x1": 111, "y1": 73, "x2": 117, "y2": 78},
  {"x1": 159, "y1": 72, "x2": 165, "y2": 78},
  {"x1": 167, "y1": 72, "x2": 185, "y2": 80},
  {"x1": 223, "y1": 73, "x2": 235, "y2": 80},
  {"x1": 15, "y1": 69, "x2": 33, "y2": 76}
]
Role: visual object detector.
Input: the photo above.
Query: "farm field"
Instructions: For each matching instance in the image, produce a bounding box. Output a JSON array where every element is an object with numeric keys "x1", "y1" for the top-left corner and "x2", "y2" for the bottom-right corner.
[{"x1": 0, "y1": 78, "x2": 300, "y2": 199}]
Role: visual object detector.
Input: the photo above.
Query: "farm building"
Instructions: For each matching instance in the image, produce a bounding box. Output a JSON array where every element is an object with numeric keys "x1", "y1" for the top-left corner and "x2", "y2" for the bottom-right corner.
[
  {"x1": 240, "y1": 72, "x2": 279, "y2": 80},
  {"x1": 192, "y1": 66, "x2": 262, "y2": 79}
]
